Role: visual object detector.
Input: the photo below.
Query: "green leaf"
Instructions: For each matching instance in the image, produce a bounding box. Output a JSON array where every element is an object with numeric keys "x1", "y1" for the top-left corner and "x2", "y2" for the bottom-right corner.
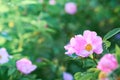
[
  {"x1": 103, "y1": 40, "x2": 111, "y2": 49},
  {"x1": 74, "y1": 72, "x2": 93, "y2": 80},
  {"x1": 0, "y1": 5, "x2": 9, "y2": 13},
  {"x1": 8, "y1": 67, "x2": 16, "y2": 76},
  {"x1": 80, "y1": 73, "x2": 92, "y2": 80},
  {"x1": 115, "y1": 45, "x2": 120, "y2": 64},
  {"x1": 74, "y1": 69, "x2": 100, "y2": 80},
  {"x1": 87, "y1": 68, "x2": 98, "y2": 72},
  {"x1": 103, "y1": 28, "x2": 120, "y2": 40},
  {"x1": 74, "y1": 72, "x2": 82, "y2": 80},
  {"x1": 20, "y1": 78, "x2": 29, "y2": 80},
  {"x1": 71, "y1": 53, "x2": 78, "y2": 58},
  {"x1": 21, "y1": 1, "x2": 37, "y2": 5},
  {"x1": 0, "y1": 36, "x2": 6, "y2": 45}
]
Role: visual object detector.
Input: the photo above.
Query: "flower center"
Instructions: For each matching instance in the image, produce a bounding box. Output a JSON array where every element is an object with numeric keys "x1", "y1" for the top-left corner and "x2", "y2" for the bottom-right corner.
[
  {"x1": 85, "y1": 44, "x2": 92, "y2": 51},
  {"x1": 99, "y1": 71, "x2": 107, "y2": 80}
]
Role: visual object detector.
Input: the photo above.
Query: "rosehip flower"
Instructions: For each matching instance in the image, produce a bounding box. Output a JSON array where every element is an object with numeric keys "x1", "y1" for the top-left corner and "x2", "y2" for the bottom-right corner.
[
  {"x1": 49, "y1": 0, "x2": 56, "y2": 5},
  {"x1": 0, "y1": 48, "x2": 10, "y2": 64},
  {"x1": 64, "y1": 30, "x2": 103, "y2": 57},
  {"x1": 16, "y1": 58, "x2": 37, "y2": 74},
  {"x1": 97, "y1": 54, "x2": 118, "y2": 73},
  {"x1": 63, "y1": 72, "x2": 73, "y2": 80},
  {"x1": 65, "y1": 2, "x2": 77, "y2": 15}
]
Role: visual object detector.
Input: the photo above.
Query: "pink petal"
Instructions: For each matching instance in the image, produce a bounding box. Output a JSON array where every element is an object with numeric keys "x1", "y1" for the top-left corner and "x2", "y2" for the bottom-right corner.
[
  {"x1": 74, "y1": 35, "x2": 86, "y2": 52},
  {"x1": 76, "y1": 50, "x2": 93, "y2": 57},
  {"x1": 92, "y1": 36, "x2": 102, "y2": 46},
  {"x1": 94, "y1": 44, "x2": 103, "y2": 54},
  {"x1": 97, "y1": 54, "x2": 118, "y2": 73},
  {"x1": 65, "y1": 2, "x2": 77, "y2": 15},
  {"x1": 83, "y1": 30, "x2": 97, "y2": 43}
]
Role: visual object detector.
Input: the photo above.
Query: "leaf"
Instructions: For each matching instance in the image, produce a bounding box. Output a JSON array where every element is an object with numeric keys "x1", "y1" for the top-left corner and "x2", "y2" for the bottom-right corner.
[
  {"x1": 0, "y1": 36, "x2": 6, "y2": 45},
  {"x1": 80, "y1": 73, "x2": 92, "y2": 80},
  {"x1": 21, "y1": 1, "x2": 37, "y2": 5},
  {"x1": 115, "y1": 45, "x2": 120, "y2": 64},
  {"x1": 74, "y1": 72, "x2": 93, "y2": 80},
  {"x1": 102, "y1": 43, "x2": 109, "y2": 54},
  {"x1": 0, "y1": 5, "x2": 9, "y2": 13},
  {"x1": 74, "y1": 69, "x2": 100, "y2": 80},
  {"x1": 103, "y1": 40, "x2": 111, "y2": 48},
  {"x1": 8, "y1": 67, "x2": 16, "y2": 76},
  {"x1": 74, "y1": 72, "x2": 82, "y2": 80},
  {"x1": 87, "y1": 68, "x2": 98, "y2": 72},
  {"x1": 20, "y1": 78, "x2": 29, "y2": 80},
  {"x1": 46, "y1": 28, "x2": 56, "y2": 33},
  {"x1": 103, "y1": 28, "x2": 120, "y2": 40},
  {"x1": 71, "y1": 53, "x2": 78, "y2": 58}
]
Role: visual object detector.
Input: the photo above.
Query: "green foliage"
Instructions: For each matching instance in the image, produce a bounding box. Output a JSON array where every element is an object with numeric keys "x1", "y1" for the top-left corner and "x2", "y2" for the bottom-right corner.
[
  {"x1": 74, "y1": 68, "x2": 99, "y2": 80},
  {"x1": 0, "y1": 0, "x2": 120, "y2": 80},
  {"x1": 108, "y1": 66, "x2": 120, "y2": 80}
]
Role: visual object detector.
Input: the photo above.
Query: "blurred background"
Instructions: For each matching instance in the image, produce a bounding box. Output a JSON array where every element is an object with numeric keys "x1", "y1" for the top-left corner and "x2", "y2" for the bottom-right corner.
[{"x1": 0, "y1": 0, "x2": 120, "y2": 80}]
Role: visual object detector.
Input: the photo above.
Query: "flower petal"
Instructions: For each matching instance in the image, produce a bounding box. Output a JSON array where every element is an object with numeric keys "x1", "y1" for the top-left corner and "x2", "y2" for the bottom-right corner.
[
  {"x1": 94, "y1": 44, "x2": 103, "y2": 54},
  {"x1": 76, "y1": 50, "x2": 93, "y2": 57},
  {"x1": 83, "y1": 30, "x2": 97, "y2": 43}
]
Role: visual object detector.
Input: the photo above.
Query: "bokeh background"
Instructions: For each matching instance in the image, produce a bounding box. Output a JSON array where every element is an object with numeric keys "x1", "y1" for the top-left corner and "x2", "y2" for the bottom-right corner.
[{"x1": 0, "y1": 0, "x2": 120, "y2": 80}]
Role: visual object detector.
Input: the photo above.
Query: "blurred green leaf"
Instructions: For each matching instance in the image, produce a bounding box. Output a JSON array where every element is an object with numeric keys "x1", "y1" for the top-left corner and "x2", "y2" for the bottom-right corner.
[
  {"x1": 115, "y1": 45, "x2": 120, "y2": 64},
  {"x1": 21, "y1": 0, "x2": 37, "y2": 5},
  {"x1": 103, "y1": 28, "x2": 120, "y2": 40},
  {"x1": 0, "y1": 5, "x2": 9, "y2": 13},
  {"x1": 0, "y1": 36, "x2": 6, "y2": 45},
  {"x1": 103, "y1": 40, "x2": 111, "y2": 49},
  {"x1": 74, "y1": 72, "x2": 93, "y2": 80},
  {"x1": 74, "y1": 72, "x2": 82, "y2": 80},
  {"x1": 8, "y1": 67, "x2": 16, "y2": 76}
]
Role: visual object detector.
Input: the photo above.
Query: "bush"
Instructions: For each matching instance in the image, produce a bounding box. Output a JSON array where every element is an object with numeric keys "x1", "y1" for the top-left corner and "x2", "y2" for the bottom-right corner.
[{"x1": 0, "y1": 0, "x2": 120, "y2": 80}]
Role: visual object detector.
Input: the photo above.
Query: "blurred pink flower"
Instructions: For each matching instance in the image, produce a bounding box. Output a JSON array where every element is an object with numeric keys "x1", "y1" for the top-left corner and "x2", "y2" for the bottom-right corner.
[
  {"x1": 16, "y1": 58, "x2": 37, "y2": 74},
  {"x1": 100, "y1": 78, "x2": 109, "y2": 80},
  {"x1": 97, "y1": 54, "x2": 118, "y2": 73},
  {"x1": 63, "y1": 72, "x2": 73, "y2": 80},
  {"x1": 0, "y1": 48, "x2": 10, "y2": 64},
  {"x1": 49, "y1": 0, "x2": 56, "y2": 5},
  {"x1": 64, "y1": 30, "x2": 103, "y2": 57},
  {"x1": 65, "y1": 2, "x2": 77, "y2": 15}
]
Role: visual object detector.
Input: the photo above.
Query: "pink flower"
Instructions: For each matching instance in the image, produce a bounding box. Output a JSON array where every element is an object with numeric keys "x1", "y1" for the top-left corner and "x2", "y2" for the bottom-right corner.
[
  {"x1": 63, "y1": 72, "x2": 73, "y2": 80},
  {"x1": 64, "y1": 30, "x2": 103, "y2": 57},
  {"x1": 0, "y1": 48, "x2": 10, "y2": 64},
  {"x1": 49, "y1": 0, "x2": 56, "y2": 5},
  {"x1": 16, "y1": 58, "x2": 37, "y2": 74},
  {"x1": 65, "y1": 2, "x2": 77, "y2": 15},
  {"x1": 97, "y1": 54, "x2": 118, "y2": 73}
]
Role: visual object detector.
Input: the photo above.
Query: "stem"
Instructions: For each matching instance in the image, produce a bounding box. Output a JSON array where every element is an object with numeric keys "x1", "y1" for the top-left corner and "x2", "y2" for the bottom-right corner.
[
  {"x1": 93, "y1": 58, "x2": 97, "y2": 65},
  {"x1": 90, "y1": 54, "x2": 97, "y2": 65}
]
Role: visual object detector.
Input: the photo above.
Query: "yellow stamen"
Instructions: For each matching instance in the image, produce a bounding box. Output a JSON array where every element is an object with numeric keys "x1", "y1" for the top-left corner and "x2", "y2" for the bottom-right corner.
[
  {"x1": 85, "y1": 44, "x2": 92, "y2": 51},
  {"x1": 99, "y1": 71, "x2": 107, "y2": 80}
]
